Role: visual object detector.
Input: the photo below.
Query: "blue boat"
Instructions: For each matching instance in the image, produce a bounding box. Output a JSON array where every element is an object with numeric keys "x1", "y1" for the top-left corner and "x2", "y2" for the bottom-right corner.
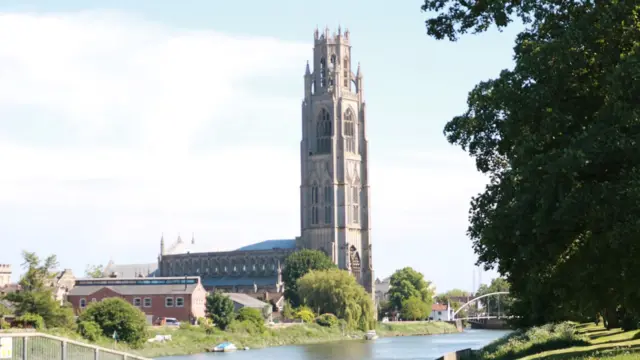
[{"x1": 211, "y1": 342, "x2": 238, "y2": 352}]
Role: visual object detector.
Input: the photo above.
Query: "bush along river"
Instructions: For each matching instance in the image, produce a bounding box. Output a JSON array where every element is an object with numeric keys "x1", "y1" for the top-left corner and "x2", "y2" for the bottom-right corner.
[{"x1": 159, "y1": 329, "x2": 510, "y2": 360}]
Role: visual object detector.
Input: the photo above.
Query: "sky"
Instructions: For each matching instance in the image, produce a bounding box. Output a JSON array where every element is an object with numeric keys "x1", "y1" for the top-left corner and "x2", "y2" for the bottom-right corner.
[{"x1": 0, "y1": 0, "x2": 523, "y2": 292}]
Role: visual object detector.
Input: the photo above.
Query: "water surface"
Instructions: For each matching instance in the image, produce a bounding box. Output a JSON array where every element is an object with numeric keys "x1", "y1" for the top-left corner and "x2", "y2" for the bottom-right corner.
[{"x1": 160, "y1": 329, "x2": 510, "y2": 360}]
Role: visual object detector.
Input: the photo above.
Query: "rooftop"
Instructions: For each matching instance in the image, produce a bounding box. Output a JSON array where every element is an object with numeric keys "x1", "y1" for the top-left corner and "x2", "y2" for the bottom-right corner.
[
  {"x1": 235, "y1": 239, "x2": 296, "y2": 251},
  {"x1": 69, "y1": 277, "x2": 201, "y2": 297},
  {"x1": 226, "y1": 293, "x2": 269, "y2": 308}
]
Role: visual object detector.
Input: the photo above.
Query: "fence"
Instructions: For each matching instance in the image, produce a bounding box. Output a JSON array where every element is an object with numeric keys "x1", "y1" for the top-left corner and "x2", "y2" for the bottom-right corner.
[{"x1": 0, "y1": 332, "x2": 150, "y2": 360}]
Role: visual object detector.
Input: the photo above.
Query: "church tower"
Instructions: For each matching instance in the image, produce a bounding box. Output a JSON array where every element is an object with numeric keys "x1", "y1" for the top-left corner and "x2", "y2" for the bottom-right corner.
[{"x1": 300, "y1": 26, "x2": 373, "y2": 294}]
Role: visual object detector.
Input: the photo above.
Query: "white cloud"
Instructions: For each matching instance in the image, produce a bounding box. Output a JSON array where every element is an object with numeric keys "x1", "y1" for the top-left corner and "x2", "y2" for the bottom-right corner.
[{"x1": 0, "y1": 10, "x2": 492, "y2": 289}]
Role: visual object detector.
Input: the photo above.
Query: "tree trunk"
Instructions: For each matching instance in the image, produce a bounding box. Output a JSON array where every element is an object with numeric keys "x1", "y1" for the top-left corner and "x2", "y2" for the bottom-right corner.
[{"x1": 605, "y1": 305, "x2": 619, "y2": 329}]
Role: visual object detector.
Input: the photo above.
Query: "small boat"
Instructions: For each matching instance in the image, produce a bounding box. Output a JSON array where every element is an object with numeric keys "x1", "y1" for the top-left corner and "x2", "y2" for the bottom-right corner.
[
  {"x1": 211, "y1": 342, "x2": 238, "y2": 352},
  {"x1": 365, "y1": 330, "x2": 378, "y2": 340}
]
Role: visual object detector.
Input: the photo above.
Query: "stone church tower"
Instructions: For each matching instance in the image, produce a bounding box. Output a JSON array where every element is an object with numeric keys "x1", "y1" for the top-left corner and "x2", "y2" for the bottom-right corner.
[{"x1": 299, "y1": 27, "x2": 374, "y2": 295}]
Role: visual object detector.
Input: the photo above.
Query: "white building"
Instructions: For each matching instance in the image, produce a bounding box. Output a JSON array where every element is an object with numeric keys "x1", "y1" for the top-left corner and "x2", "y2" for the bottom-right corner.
[{"x1": 431, "y1": 303, "x2": 453, "y2": 321}]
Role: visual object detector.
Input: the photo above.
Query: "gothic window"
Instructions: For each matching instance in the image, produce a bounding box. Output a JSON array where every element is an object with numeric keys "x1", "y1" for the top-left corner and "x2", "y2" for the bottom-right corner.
[
  {"x1": 311, "y1": 185, "x2": 319, "y2": 204},
  {"x1": 316, "y1": 109, "x2": 332, "y2": 154},
  {"x1": 350, "y1": 246, "x2": 361, "y2": 281},
  {"x1": 351, "y1": 185, "x2": 360, "y2": 224},
  {"x1": 344, "y1": 109, "x2": 355, "y2": 153},
  {"x1": 329, "y1": 55, "x2": 336, "y2": 86},
  {"x1": 311, "y1": 206, "x2": 319, "y2": 225},
  {"x1": 320, "y1": 58, "x2": 326, "y2": 88},
  {"x1": 324, "y1": 185, "x2": 332, "y2": 203},
  {"x1": 323, "y1": 184, "x2": 332, "y2": 224},
  {"x1": 311, "y1": 183, "x2": 320, "y2": 225}
]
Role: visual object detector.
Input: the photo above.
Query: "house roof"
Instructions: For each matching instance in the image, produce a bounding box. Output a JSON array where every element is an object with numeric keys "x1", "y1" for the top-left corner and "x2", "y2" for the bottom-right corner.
[
  {"x1": 225, "y1": 293, "x2": 269, "y2": 308},
  {"x1": 235, "y1": 239, "x2": 296, "y2": 251},
  {"x1": 68, "y1": 277, "x2": 200, "y2": 297},
  {"x1": 201, "y1": 276, "x2": 279, "y2": 287},
  {"x1": 432, "y1": 304, "x2": 449, "y2": 311}
]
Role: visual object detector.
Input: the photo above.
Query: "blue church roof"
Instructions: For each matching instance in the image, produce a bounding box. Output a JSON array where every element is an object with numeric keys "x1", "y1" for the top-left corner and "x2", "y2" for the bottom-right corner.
[{"x1": 235, "y1": 239, "x2": 296, "y2": 252}]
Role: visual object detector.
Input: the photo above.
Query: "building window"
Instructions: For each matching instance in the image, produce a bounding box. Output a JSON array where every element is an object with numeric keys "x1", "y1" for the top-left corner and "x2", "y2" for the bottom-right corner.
[
  {"x1": 324, "y1": 186, "x2": 332, "y2": 203},
  {"x1": 79, "y1": 298, "x2": 87, "y2": 308},
  {"x1": 324, "y1": 205, "x2": 332, "y2": 224},
  {"x1": 316, "y1": 109, "x2": 332, "y2": 154},
  {"x1": 91, "y1": 298, "x2": 97, "y2": 303},
  {"x1": 351, "y1": 186, "x2": 360, "y2": 224},
  {"x1": 165, "y1": 297, "x2": 174, "y2": 307},
  {"x1": 344, "y1": 109, "x2": 355, "y2": 153},
  {"x1": 311, "y1": 206, "x2": 319, "y2": 225},
  {"x1": 144, "y1": 298, "x2": 152, "y2": 307},
  {"x1": 133, "y1": 298, "x2": 141, "y2": 307},
  {"x1": 175, "y1": 297, "x2": 184, "y2": 307}
]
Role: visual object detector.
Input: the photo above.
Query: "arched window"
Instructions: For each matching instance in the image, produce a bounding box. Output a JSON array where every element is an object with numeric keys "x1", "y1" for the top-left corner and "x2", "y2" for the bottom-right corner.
[
  {"x1": 349, "y1": 246, "x2": 361, "y2": 281},
  {"x1": 344, "y1": 109, "x2": 355, "y2": 153},
  {"x1": 311, "y1": 183, "x2": 320, "y2": 225},
  {"x1": 316, "y1": 109, "x2": 332, "y2": 154},
  {"x1": 320, "y1": 58, "x2": 326, "y2": 88},
  {"x1": 323, "y1": 184, "x2": 332, "y2": 224}
]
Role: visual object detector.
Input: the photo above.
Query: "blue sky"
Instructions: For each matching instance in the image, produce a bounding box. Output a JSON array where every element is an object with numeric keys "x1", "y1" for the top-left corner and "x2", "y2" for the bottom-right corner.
[{"x1": 0, "y1": 0, "x2": 522, "y2": 292}]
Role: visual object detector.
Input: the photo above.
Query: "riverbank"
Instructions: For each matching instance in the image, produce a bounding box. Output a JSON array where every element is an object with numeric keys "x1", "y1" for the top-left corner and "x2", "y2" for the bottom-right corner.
[
  {"x1": 47, "y1": 321, "x2": 458, "y2": 358},
  {"x1": 471, "y1": 322, "x2": 640, "y2": 360}
]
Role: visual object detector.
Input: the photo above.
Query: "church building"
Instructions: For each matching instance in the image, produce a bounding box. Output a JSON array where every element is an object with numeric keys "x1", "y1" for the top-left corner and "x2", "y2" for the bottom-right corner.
[{"x1": 109, "y1": 27, "x2": 374, "y2": 296}]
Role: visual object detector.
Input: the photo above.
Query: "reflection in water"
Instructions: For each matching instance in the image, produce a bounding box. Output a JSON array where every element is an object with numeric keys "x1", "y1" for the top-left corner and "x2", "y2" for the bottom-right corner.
[
  {"x1": 159, "y1": 329, "x2": 510, "y2": 360},
  {"x1": 302, "y1": 340, "x2": 373, "y2": 360}
]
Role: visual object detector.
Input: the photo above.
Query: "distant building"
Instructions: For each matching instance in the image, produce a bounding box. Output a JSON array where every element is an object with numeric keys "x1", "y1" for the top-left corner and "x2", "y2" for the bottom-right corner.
[
  {"x1": 431, "y1": 303, "x2": 453, "y2": 321},
  {"x1": 0, "y1": 264, "x2": 11, "y2": 287},
  {"x1": 67, "y1": 276, "x2": 207, "y2": 323},
  {"x1": 225, "y1": 293, "x2": 272, "y2": 322},
  {"x1": 47, "y1": 269, "x2": 76, "y2": 305},
  {"x1": 374, "y1": 277, "x2": 391, "y2": 304},
  {"x1": 102, "y1": 261, "x2": 159, "y2": 278}
]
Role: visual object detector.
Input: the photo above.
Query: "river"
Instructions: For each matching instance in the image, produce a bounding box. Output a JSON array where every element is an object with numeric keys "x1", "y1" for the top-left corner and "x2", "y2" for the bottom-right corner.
[{"x1": 160, "y1": 329, "x2": 510, "y2": 360}]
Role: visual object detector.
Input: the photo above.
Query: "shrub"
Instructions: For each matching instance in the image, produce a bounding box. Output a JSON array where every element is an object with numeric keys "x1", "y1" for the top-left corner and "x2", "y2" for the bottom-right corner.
[
  {"x1": 205, "y1": 291, "x2": 235, "y2": 330},
  {"x1": 228, "y1": 320, "x2": 261, "y2": 335},
  {"x1": 237, "y1": 307, "x2": 265, "y2": 332},
  {"x1": 295, "y1": 306, "x2": 316, "y2": 323},
  {"x1": 316, "y1": 313, "x2": 338, "y2": 327},
  {"x1": 78, "y1": 320, "x2": 102, "y2": 342},
  {"x1": 77, "y1": 298, "x2": 148, "y2": 348},
  {"x1": 16, "y1": 313, "x2": 44, "y2": 329}
]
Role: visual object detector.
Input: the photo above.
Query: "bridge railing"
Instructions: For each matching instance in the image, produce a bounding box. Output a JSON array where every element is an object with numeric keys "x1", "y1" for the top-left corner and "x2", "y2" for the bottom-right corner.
[{"x1": 0, "y1": 332, "x2": 150, "y2": 360}]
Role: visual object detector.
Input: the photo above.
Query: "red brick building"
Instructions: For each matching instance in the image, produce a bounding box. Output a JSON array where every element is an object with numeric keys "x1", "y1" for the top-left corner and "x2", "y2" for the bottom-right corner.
[{"x1": 67, "y1": 276, "x2": 207, "y2": 323}]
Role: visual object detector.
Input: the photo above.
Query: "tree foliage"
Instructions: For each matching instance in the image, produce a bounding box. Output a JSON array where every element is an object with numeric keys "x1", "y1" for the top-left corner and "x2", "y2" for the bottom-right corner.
[
  {"x1": 5, "y1": 251, "x2": 74, "y2": 328},
  {"x1": 84, "y1": 265, "x2": 104, "y2": 278},
  {"x1": 401, "y1": 297, "x2": 430, "y2": 321},
  {"x1": 283, "y1": 249, "x2": 336, "y2": 307},
  {"x1": 476, "y1": 278, "x2": 513, "y2": 315},
  {"x1": 205, "y1": 291, "x2": 235, "y2": 330},
  {"x1": 422, "y1": 0, "x2": 640, "y2": 327},
  {"x1": 388, "y1": 267, "x2": 434, "y2": 312},
  {"x1": 78, "y1": 298, "x2": 148, "y2": 347},
  {"x1": 297, "y1": 269, "x2": 375, "y2": 331},
  {"x1": 236, "y1": 307, "x2": 265, "y2": 333}
]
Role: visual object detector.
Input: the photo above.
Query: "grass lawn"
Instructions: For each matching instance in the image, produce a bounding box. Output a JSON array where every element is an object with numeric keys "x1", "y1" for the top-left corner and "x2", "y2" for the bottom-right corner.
[
  {"x1": 522, "y1": 323, "x2": 640, "y2": 360},
  {"x1": 475, "y1": 322, "x2": 640, "y2": 360}
]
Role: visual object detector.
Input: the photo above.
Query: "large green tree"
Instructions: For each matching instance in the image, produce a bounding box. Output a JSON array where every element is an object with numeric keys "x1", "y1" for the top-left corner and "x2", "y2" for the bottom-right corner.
[
  {"x1": 78, "y1": 298, "x2": 148, "y2": 347},
  {"x1": 388, "y1": 267, "x2": 434, "y2": 312},
  {"x1": 421, "y1": 0, "x2": 640, "y2": 327},
  {"x1": 297, "y1": 269, "x2": 375, "y2": 331},
  {"x1": 205, "y1": 291, "x2": 235, "y2": 330},
  {"x1": 282, "y1": 249, "x2": 336, "y2": 307},
  {"x1": 6, "y1": 251, "x2": 74, "y2": 328}
]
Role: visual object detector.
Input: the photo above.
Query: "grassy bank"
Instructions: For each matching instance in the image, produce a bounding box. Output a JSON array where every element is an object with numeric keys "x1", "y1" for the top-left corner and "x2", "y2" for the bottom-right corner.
[
  {"x1": 472, "y1": 322, "x2": 640, "y2": 360},
  {"x1": 43, "y1": 320, "x2": 457, "y2": 358}
]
